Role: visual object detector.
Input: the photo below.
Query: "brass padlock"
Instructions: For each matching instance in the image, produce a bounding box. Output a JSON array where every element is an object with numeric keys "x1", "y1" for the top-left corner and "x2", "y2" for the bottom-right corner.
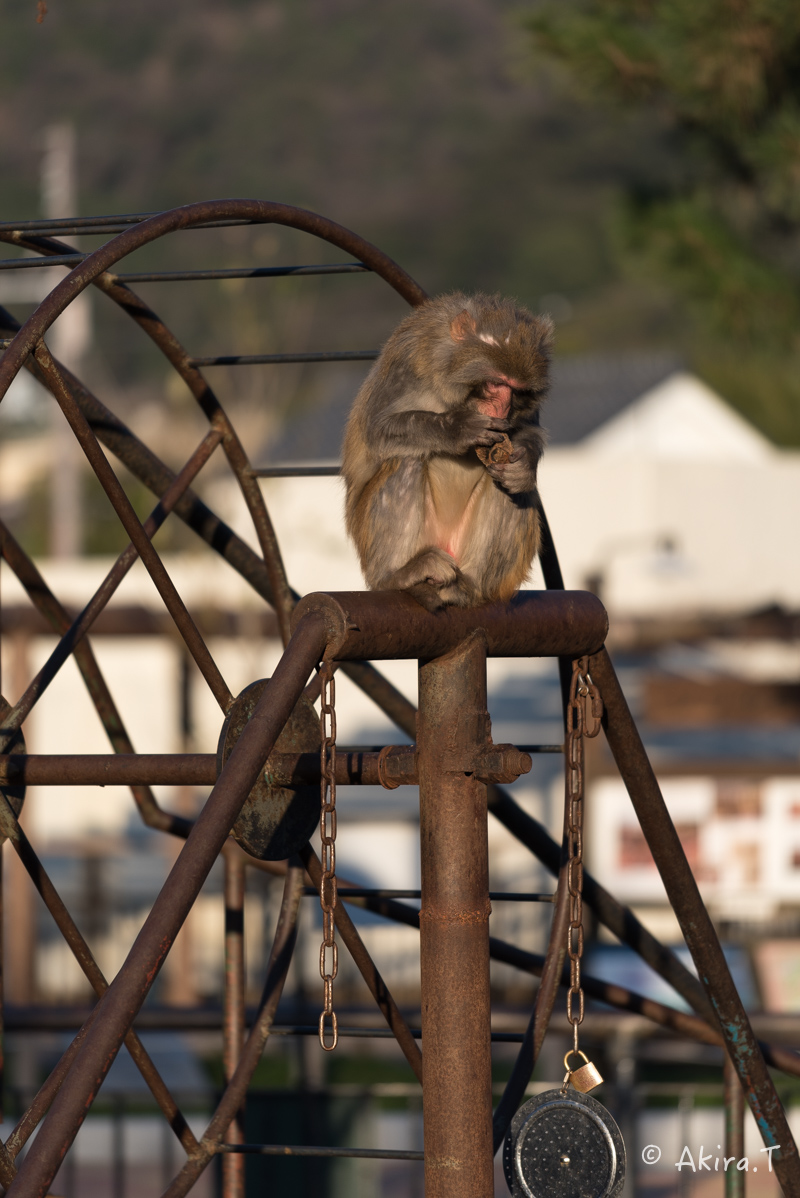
[{"x1": 563, "y1": 1049, "x2": 603, "y2": 1094}]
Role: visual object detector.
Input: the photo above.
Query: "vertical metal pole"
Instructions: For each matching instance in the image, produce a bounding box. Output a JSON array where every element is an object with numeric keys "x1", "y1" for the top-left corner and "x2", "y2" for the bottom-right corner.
[
  {"x1": 0, "y1": 846, "x2": 4, "y2": 1125},
  {"x1": 223, "y1": 852, "x2": 245, "y2": 1198},
  {"x1": 725, "y1": 1053, "x2": 745, "y2": 1197},
  {"x1": 418, "y1": 631, "x2": 493, "y2": 1198}
]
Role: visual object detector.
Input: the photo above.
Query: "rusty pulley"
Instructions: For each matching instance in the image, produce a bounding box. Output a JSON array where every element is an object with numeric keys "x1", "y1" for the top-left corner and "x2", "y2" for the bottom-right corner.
[{"x1": 217, "y1": 679, "x2": 320, "y2": 860}]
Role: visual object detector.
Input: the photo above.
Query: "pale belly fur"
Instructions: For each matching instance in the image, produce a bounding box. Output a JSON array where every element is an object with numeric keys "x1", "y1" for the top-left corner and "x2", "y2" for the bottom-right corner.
[{"x1": 423, "y1": 454, "x2": 485, "y2": 563}]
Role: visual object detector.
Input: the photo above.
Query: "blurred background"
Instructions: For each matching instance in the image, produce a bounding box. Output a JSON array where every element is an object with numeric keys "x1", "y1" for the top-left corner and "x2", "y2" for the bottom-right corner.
[{"x1": 1, "y1": 1, "x2": 800, "y2": 1194}]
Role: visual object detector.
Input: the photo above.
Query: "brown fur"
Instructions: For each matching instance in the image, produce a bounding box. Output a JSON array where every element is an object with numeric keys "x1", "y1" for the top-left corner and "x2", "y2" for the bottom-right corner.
[{"x1": 342, "y1": 292, "x2": 553, "y2": 609}]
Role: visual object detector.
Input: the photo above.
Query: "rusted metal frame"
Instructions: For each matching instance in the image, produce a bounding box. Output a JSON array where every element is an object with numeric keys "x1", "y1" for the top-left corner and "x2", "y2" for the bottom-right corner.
[
  {"x1": 0, "y1": 755, "x2": 215, "y2": 786},
  {"x1": 300, "y1": 843, "x2": 423, "y2": 1083},
  {"x1": 590, "y1": 648, "x2": 800, "y2": 1194},
  {"x1": 725, "y1": 1054, "x2": 746, "y2": 1197},
  {"x1": 0, "y1": 332, "x2": 730, "y2": 1018},
  {"x1": 0, "y1": 204, "x2": 427, "y2": 350},
  {"x1": 0, "y1": 518, "x2": 180, "y2": 832},
  {"x1": 6, "y1": 1012, "x2": 97, "y2": 1158},
  {"x1": 416, "y1": 630, "x2": 493, "y2": 1198},
  {"x1": 291, "y1": 589, "x2": 609, "y2": 662},
  {"x1": 1, "y1": 301, "x2": 419, "y2": 755},
  {"x1": 491, "y1": 861, "x2": 571, "y2": 1152},
  {"x1": 0, "y1": 744, "x2": 527, "y2": 789},
  {"x1": 31, "y1": 343, "x2": 233, "y2": 714},
  {"x1": 85, "y1": 268, "x2": 295, "y2": 650},
  {"x1": 162, "y1": 862, "x2": 304, "y2": 1198},
  {"x1": 0, "y1": 421, "x2": 225, "y2": 750},
  {"x1": 8, "y1": 612, "x2": 326, "y2": 1198},
  {"x1": 0, "y1": 794, "x2": 199, "y2": 1160},
  {"x1": 324, "y1": 881, "x2": 800, "y2": 1079},
  {"x1": 0, "y1": 436, "x2": 220, "y2": 837},
  {"x1": 222, "y1": 854, "x2": 245, "y2": 1198}
]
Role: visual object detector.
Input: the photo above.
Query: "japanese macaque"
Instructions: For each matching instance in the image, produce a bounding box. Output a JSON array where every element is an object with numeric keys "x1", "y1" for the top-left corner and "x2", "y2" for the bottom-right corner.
[{"x1": 342, "y1": 292, "x2": 553, "y2": 610}]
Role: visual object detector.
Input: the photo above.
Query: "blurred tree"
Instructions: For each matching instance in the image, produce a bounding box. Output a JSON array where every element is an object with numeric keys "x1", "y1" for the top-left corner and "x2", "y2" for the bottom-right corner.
[{"x1": 527, "y1": 0, "x2": 800, "y2": 442}]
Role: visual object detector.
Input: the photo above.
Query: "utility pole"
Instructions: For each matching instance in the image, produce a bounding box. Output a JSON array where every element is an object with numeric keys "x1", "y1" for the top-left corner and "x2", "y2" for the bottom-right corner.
[
  {"x1": 0, "y1": 123, "x2": 90, "y2": 557},
  {"x1": 42, "y1": 123, "x2": 89, "y2": 559}
]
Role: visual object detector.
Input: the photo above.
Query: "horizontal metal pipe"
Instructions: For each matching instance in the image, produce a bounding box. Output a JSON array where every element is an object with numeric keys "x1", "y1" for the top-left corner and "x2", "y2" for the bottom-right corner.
[
  {"x1": 189, "y1": 351, "x2": 378, "y2": 366},
  {"x1": 251, "y1": 464, "x2": 341, "y2": 477},
  {"x1": 0, "y1": 255, "x2": 81, "y2": 270},
  {"x1": 327, "y1": 889, "x2": 554, "y2": 902},
  {"x1": 292, "y1": 589, "x2": 608, "y2": 661},
  {"x1": 0, "y1": 258, "x2": 371, "y2": 281},
  {"x1": 217, "y1": 1145, "x2": 424, "y2": 1161},
  {"x1": 118, "y1": 264, "x2": 371, "y2": 282},
  {"x1": 0, "y1": 213, "x2": 157, "y2": 233}
]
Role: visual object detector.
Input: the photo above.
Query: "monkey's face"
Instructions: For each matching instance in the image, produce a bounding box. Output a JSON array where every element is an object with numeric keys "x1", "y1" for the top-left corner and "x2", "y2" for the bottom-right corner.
[
  {"x1": 474, "y1": 377, "x2": 526, "y2": 420},
  {"x1": 446, "y1": 303, "x2": 553, "y2": 416}
]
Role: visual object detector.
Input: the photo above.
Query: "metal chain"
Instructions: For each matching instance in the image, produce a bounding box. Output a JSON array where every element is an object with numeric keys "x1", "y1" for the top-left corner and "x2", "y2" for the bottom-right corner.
[
  {"x1": 565, "y1": 655, "x2": 603, "y2": 1054},
  {"x1": 318, "y1": 660, "x2": 338, "y2": 1051}
]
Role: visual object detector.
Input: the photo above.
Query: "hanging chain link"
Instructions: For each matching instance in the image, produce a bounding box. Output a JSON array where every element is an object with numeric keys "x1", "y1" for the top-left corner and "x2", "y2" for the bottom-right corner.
[
  {"x1": 565, "y1": 655, "x2": 603, "y2": 1054},
  {"x1": 318, "y1": 660, "x2": 338, "y2": 1051}
]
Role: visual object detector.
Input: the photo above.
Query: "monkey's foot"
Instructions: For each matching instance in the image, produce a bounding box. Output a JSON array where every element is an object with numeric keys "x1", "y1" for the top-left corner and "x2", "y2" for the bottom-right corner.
[
  {"x1": 381, "y1": 547, "x2": 473, "y2": 610},
  {"x1": 405, "y1": 581, "x2": 449, "y2": 611}
]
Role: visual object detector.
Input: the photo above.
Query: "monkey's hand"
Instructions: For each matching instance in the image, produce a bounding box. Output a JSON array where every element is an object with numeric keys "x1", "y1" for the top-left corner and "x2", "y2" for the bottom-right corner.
[
  {"x1": 440, "y1": 410, "x2": 510, "y2": 456},
  {"x1": 485, "y1": 446, "x2": 538, "y2": 494}
]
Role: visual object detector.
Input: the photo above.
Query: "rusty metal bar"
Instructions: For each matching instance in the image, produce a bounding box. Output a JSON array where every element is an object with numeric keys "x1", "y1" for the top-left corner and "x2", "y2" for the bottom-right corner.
[
  {"x1": 216, "y1": 1144, "x2": 423, "y2": 1160},
  {"x1": 189, "y1": 351, "x2": 378, "y2": 366},
  {"x1": 8, "y1": 612, "x2": 326, "y2": 1198},
  {"x1": 162, "y1": 862, "x2": 304, "y2": 1198},
  {"x1": 223, "y1": 854, "x2": 245, "y2": 1198},
  {"x1": 725, "y1": 1053, "x2": 746, "y2": 1196},
  {"x1": 417, "y1": 631, "x2": 493, "y2": 1198},
  {"x1": 0, "y1": 755, "x2": 217, "y2": 786},
  {"x1": 590, "y1": 647, "x2": 800, "y2": 1194},
  {"x1": 252, "y1": 465, "x2": 342, "y2": 477},
  {"x1": 293, "y1": 589, "x2": 608, "y2": 661},
  {"x1": 0, "y1": 257, "x2": 371, "y2": 281}
]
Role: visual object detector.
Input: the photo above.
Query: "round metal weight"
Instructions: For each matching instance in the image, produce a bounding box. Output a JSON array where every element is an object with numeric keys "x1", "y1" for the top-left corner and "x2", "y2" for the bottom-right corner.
[
  {"x1": 504, "y1": 1089, "x2": 626, "y2": 1198},
  {"x1": 0, "y1": 696, "x2": 26, "y2": 835},
  {"x1": 217, "y1": 679, "x2": 320, "y2": 860}
]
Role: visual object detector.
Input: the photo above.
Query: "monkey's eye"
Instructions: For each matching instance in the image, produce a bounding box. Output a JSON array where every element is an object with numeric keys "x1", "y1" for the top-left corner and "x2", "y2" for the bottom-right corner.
[{"x1": 512, "y1": 388, "x2": 536, "y2": 401}]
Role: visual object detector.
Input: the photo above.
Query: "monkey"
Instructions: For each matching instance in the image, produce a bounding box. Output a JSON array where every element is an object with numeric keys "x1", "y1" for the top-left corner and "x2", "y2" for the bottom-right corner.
[{"x1": 341, "y1": 292, "x2": 553, "y2": 610}]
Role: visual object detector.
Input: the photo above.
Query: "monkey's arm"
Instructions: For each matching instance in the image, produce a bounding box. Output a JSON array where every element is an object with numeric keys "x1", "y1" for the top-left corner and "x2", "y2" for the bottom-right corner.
[
  {"x1": 484, "y1": 421, "x2": 546, "y2": 494},
  {"x1": 367, "y1": 399, "x2": 509, "y2": 459}
]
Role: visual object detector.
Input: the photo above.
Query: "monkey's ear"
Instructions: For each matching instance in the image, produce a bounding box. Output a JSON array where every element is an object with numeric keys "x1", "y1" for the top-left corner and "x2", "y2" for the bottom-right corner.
[{"x1": 449, "y1": 310, "x2": 477, "y2": 342}]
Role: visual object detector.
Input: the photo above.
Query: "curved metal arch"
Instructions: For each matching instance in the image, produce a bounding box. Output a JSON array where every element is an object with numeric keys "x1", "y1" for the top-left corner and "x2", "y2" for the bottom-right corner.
[{"x1": 0, "y1": 198, "x2": 427, "y2": 396}]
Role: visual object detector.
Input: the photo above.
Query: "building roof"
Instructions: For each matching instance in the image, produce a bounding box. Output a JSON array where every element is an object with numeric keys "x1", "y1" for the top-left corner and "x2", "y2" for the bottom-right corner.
[{"x1": 260, "y1": 351, "x2": 769, "y2": 465}]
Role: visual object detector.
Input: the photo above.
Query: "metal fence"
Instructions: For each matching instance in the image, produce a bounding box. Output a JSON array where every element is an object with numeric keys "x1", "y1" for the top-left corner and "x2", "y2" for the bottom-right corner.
[{"x1": 0, "y1": 201, "x2": 799, "y2": 1197}]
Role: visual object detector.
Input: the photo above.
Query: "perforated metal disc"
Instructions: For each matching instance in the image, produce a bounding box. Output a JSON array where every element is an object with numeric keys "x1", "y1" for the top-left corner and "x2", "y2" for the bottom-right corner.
[
  {"x1": 217, "y1": 679, "x2": 320, "y2": 860},
  {"x1": 504, "y1": 1089, "x2": 626, "y2": 1198}
]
